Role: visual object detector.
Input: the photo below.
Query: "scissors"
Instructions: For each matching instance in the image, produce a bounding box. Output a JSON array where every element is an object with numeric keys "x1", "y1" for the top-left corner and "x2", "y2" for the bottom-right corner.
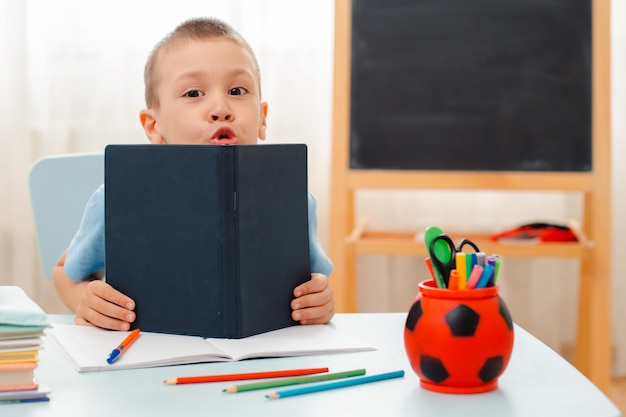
[{"x1": 429, "y1": 235, "x2": 480, "y2": 286}]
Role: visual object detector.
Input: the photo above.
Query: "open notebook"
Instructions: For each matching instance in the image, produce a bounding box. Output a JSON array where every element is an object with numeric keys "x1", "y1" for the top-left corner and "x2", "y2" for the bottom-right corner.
[{"x1": 48, "y1": 323, "x2": 375, "y2": 373}]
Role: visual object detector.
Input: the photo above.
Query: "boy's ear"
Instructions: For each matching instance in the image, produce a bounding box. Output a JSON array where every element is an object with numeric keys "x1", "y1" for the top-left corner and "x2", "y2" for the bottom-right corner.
[
  {"x1": 139, "y1": 109, "x2": 165, "y2": 144},
  {"x1": 258, "y1": 102, "x2": 268, "y2": 141}
]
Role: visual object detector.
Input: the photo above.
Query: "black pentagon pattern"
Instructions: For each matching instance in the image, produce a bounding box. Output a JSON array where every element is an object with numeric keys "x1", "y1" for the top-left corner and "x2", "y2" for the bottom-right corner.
[
  {"x1": 478, "y1": 356, "x2": 504, "y2": 383},
  {"x1": 420, "y1": 354, "x2": 449, "y2": 383},
  {"x1": 444, "y1": 304, "x2": 480, "y2": 336},
  {"x1": 405, "y1": 299, "x2": 423, "y2": 332},
  {"x1": 498, "y1": 297, "x2": 514, "y2": 330}
]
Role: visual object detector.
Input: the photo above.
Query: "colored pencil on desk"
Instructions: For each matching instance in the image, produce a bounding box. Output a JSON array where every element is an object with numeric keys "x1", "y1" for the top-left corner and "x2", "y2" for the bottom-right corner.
[
  {"x1": 163, "y1": 367, "x2": 329, "y2": 385},
  {"x1": 224, "y1": 369, "x2": 366, "y2": 393},
  {"x1": 265, "y1": 370, "x2": 405, "y2": 399}
]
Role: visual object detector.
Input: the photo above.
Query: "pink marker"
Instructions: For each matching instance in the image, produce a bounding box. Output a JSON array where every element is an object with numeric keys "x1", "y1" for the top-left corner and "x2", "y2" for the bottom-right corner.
[{"x1": 467, "y1": 264, "x2": 484, "y2": 289}]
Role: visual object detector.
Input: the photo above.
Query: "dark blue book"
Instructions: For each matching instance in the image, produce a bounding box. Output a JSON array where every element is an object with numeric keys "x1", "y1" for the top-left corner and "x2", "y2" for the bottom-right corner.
[{"x1": 104, "y1": 144, "x2": 310, "y2": 338}]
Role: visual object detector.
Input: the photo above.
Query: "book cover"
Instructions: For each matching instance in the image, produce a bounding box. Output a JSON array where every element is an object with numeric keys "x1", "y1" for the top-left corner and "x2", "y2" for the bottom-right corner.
[
  {"x1": 47, "y1": 323, "x2": 375, "y2": 373},
  {"x1": 104, "y1": 144, "x2": 311, "y2": 338},
  {"x1": 0, "y1": 362, "x2": 37, "y2": 387},
  {"x1": 0, "y1": 372, "x2": 49, "y2": 403},
  {"x1": 0, "y1": 287, "x2": 50, "y2": 331}
]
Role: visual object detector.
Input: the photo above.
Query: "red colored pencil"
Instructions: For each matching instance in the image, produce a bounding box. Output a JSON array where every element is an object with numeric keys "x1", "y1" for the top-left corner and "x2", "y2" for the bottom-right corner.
[{"x1": 163, "y1": 367, "x2": 329, "y2": 385}]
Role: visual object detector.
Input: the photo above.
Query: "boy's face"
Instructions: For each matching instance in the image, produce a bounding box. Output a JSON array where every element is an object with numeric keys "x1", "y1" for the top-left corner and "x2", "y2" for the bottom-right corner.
[{"x1": 140, "y1": 38, "x2": 267, "y2": 145}]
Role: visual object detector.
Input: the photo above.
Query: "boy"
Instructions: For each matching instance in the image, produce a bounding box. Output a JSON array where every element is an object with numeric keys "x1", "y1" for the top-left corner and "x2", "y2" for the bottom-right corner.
[{"x1": 52, "y1": 17, "x2": 335, "y2": 331}]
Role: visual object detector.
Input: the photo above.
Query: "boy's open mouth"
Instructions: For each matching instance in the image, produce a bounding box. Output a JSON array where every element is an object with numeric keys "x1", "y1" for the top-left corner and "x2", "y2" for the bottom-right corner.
[{"x1": 211, "y1": 127, "x2": 238, "y2": 145}]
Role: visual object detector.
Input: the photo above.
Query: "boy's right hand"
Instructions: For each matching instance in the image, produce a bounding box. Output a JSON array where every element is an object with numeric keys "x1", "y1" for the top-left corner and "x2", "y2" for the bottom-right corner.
[{"x1": 73, "y1": 280, "x2": 136, "y2": 331}]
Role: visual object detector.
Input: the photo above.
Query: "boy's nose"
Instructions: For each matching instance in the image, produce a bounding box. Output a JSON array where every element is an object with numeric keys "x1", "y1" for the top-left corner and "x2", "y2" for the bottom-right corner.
[{"x1": 211, "y1": 113, "x2": 231, "y2": 121}]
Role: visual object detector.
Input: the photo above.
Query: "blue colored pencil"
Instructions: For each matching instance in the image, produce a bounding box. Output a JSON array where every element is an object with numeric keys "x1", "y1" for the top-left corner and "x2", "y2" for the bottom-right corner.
[{"x1": 265, "y1": 370, "x2": 405, "y2": 399}]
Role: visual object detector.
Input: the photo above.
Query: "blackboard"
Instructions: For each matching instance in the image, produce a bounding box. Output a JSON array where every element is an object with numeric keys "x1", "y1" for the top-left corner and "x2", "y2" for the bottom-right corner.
[{"x1": 349, "y1": 0, "x2": 592, "y2": 172}]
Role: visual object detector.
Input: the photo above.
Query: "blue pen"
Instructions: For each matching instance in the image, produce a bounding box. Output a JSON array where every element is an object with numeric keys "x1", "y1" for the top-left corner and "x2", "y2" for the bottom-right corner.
[
  {"x1": 475, "y1": 264, "x2": 495, "y2": 289},
  {"x1": 266, "y1": 370, "x2": 405, "y2": 399}
]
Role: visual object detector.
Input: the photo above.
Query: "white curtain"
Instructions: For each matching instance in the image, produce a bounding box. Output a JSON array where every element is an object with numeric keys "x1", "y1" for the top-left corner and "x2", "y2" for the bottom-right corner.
[
  {"x1": 0, "y1": 0, "x2": 335, "y2": 310},
  {"x1": 1, "y1": 0, "x2": 625, "y2": 375}
]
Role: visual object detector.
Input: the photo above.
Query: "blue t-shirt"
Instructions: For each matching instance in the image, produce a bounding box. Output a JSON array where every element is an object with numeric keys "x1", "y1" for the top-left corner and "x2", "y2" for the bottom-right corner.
[{"x1": 64, "y1": 184, "x2": 333, "y2": 280}]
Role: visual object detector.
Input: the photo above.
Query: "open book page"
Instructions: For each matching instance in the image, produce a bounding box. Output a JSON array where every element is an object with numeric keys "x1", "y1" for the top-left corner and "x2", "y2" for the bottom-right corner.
[
  {"x1": 48, "y1": 324, "x2": 231, "y2": 372},
  {"x1": 208, "y1": 324, "x2": 375, "y2": 361},
  {"x1": 48, "y1": 323, "x2": 375, "y2": 373}
]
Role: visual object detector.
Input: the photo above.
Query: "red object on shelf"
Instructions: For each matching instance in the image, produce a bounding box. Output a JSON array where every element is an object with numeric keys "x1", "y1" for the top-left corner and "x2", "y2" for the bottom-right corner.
[{"x1": 490, "y1": 223, "x2": 578, "y2": 242}]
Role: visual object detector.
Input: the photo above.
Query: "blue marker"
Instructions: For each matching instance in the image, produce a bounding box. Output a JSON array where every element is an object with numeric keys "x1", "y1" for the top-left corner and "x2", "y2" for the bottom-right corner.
[{"x1": 475, "y1": 264, "x2": 495, "y2": 288}]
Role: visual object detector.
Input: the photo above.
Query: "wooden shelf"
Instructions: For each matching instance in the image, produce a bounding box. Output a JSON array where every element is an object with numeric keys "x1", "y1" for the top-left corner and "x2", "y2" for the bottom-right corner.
[{"x1": 347, "y1": 230, "x2": 589, "y2": 258}]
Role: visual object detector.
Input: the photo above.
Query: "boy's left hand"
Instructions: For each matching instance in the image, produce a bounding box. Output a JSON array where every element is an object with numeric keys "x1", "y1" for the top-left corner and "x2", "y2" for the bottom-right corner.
[{"x1": 291, "y1": 273, "x2": 335, "y2": 325}]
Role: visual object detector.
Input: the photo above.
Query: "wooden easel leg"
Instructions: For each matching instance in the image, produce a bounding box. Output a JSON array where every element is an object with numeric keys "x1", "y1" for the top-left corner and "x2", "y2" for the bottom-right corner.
[{"x1": 575, "y1": 254, "x2": 611, "y2": 394}]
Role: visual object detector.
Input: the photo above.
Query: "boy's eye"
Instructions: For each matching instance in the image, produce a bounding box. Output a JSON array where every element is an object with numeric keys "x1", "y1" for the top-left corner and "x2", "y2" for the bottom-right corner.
[
  {"x1": 184, "y1": 90, "x2": 204, "y2": 98},
  {"x1": 228, "y1": 87, "x2": 248, "y2": 96}
]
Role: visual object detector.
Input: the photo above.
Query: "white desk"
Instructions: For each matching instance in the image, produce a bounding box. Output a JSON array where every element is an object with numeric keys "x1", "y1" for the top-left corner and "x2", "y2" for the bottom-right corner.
[{"x1": 8, "y1": 313, "x2": 621, "y2": 416}]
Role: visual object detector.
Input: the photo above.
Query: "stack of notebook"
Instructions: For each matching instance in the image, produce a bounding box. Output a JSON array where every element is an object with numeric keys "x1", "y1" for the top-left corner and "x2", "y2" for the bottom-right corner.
[{"x1": 0, "y1": 286, "x2": 51, "y2": 404}]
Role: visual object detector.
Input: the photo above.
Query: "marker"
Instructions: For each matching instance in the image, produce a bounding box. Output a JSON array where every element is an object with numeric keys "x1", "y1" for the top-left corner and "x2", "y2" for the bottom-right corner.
[
  {"x1": 456, "y1": 253, "x2": 467, "y2": 290},
  {"x1": 476, "y1": 264, "x2": 495, "y2": 289},
  {"x1": 424, "y1": 258, "x2": 435, "y2": 281},
  {"x1": 467, "y1": 264, "x2": 484, "y2": 289},
  {"x1": 476, "y1": 252, "x2": 485, "y2": 267},
  {"x1": 448, "y1": 269, "x2": 459, "y2": 290},
  {"x1": 465, "y1": 254, "x2": 476, "y2": 284},
  {"x1": 106, "y1": 328, "x2": 140, "y2": 364},
  {"x1": 492, "y1": 256, "x2": 502, "y2": 284}
]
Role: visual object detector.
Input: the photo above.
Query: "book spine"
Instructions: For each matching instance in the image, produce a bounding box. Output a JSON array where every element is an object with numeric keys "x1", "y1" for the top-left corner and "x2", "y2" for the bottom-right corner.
[{"x1": 221, "y1": 146, "x2": 240, "y2": 338}]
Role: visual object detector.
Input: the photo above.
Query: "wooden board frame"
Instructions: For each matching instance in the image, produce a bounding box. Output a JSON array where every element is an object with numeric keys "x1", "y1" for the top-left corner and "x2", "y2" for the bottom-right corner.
[{"x1": 329, "y1": 0, "x2": 611, "y2": 393}]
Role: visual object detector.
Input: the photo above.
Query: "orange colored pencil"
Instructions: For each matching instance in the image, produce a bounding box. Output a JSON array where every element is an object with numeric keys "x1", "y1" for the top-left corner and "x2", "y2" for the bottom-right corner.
[{"x1": 163, "y1": 367, "x2": 329, "y2": 385}]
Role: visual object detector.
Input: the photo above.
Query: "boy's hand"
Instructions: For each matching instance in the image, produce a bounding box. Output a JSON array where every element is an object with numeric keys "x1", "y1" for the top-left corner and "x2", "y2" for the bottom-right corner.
[
  {"x1": 291, "y1": 273, "x2": 335, "y2": 325},
  {"x1": 74, "y1": 280, "x2": 136, "y2": 331}
]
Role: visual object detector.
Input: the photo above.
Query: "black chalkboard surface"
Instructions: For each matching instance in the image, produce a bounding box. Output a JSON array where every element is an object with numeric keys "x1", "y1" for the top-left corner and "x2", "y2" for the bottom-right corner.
[{"x1": 350, "y1": 0, "x2": 592, "y2": 171}]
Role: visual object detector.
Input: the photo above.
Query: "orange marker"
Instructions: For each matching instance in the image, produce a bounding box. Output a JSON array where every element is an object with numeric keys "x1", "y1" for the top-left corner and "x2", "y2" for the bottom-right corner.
[
  {"x1": 424, "y1": 258, "x2": 436, "y2": 280},
  {"x1": 448, "y1": 269, "x2": 459, "y2": 290},
  {"x1": 106, "y1": 328, "x2": 140, "y2": 364}
]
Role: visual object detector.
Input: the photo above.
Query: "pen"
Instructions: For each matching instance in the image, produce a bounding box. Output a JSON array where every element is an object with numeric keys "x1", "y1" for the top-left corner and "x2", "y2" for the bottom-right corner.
[
  {"x1": 106, "y1": 328, "x2": 140, "y2": 364},
  {"x1": 266, "y1": 370, "x2": 405, "y2": 399}
]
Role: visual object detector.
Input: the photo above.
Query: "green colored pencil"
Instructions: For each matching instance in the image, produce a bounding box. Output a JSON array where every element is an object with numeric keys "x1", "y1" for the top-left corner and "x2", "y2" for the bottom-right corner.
[{"x1": 223, "y1": 369, "x2": 366, "y2": 393}]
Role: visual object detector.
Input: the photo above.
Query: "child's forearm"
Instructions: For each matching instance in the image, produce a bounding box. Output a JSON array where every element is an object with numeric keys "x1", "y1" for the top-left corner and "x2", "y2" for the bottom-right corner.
[{"x1": 52, "y1": 251, "x2": 95, "y2": 312}]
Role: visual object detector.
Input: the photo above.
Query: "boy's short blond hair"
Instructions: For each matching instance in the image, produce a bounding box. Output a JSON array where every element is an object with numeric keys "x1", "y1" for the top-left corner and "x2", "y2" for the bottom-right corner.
[{"x1": 144, "y1": 17, "x2": 261, "y2": 109}]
